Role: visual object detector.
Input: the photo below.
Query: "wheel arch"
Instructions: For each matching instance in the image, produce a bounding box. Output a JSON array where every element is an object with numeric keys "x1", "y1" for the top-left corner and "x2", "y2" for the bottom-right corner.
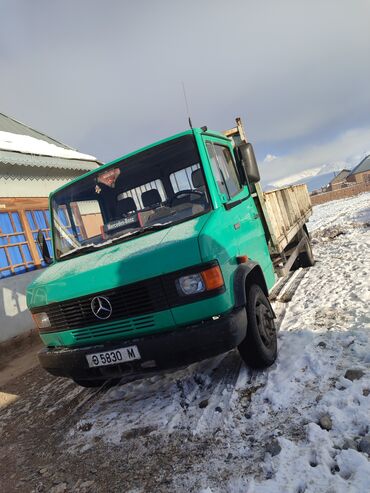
[{"x1": 233, "y1": 261, "x2": 269, "y2": 308}]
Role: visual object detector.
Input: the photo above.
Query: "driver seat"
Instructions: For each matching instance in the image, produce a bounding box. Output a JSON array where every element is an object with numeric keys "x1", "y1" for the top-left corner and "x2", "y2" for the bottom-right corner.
[
  {"x1": 191, "y1": 169, "x2": 206, "y2": 193},
  {"x1": 141, "y1": 189, "x2": 162, "y2": 208}
]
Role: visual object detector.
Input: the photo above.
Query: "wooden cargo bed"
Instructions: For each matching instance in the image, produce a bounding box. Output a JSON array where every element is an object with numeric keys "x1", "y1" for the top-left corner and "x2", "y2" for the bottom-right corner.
[{"x1": 259, "y1": 184, "x2": 312, "y2": 254}]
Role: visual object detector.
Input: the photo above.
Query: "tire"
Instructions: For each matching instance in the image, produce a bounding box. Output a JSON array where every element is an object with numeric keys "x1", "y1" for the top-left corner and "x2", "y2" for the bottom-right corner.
[
  {"x1": 73, "y1": 378, "x2": 120, "y2": 388},
  {"x1": 238, "y1": 284, "x2": 277, "y2": 369},
  {"x1": 297, "y1": 232, "x2": 315, "y2": 268}
]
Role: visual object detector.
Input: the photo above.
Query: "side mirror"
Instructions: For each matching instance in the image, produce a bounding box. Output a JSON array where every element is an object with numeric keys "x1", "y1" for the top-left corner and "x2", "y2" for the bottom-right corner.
[
  {"x1": 238, "y1": 143, "x2": 260, "y2": 183},
  {"x1": 36, "y1": 230, "x2": 52, "y2": 265}
]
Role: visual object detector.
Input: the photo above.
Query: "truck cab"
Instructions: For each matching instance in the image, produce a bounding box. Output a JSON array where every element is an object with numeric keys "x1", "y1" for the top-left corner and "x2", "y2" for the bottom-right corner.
[{"x1": 27, "y1": 123, "x2": 287, "y2": 387}]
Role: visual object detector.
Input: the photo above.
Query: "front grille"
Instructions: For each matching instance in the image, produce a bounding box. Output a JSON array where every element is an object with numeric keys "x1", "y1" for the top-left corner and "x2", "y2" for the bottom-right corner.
[
  {"x1": 71, "y1": 314, "x2": 155, "y2": 342},
  {"x1": 38, "y1": 277, "x2": 168, "y2": 332}
]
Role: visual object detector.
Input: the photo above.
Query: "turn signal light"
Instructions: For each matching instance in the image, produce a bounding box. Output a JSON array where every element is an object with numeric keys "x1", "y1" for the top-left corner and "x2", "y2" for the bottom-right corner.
[
  {"x1": 201, "y1": 265, "x2": 224, "y2": 291},
  {"x1": 237, "y1": 255, "x2": 249, "y2": 264}
]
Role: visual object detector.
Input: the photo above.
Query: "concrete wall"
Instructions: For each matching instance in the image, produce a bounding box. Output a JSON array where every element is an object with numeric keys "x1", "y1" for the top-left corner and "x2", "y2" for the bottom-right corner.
[
  {"x1": 0, "y1": 269, "x2": 42, "y2": 343},
  {"x1": 310, "y1": 183, "x2": 370, "y2": 205}
]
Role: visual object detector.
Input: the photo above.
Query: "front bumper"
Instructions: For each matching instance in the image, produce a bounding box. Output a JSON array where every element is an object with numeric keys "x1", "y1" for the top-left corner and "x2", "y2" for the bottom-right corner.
[{"x1": 38, "y1": 307, "x2": 247, "y2": 382}]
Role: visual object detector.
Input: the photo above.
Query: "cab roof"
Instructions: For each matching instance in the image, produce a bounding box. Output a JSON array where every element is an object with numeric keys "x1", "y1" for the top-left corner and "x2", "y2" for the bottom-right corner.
[{"x1": 50, "y1": 127, "x2": 229, "y2": 198}]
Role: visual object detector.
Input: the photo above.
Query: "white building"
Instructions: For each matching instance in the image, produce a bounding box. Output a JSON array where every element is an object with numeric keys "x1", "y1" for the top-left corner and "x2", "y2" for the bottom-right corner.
[{"x1": 0, "y1": 112, "x2": 99, "y2": 343}]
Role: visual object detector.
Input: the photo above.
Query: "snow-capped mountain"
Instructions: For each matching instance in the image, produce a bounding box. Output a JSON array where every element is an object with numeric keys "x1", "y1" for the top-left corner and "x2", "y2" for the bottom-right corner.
[{"x1": 263, "y1": 161, "x2": 354, "y2": 192}]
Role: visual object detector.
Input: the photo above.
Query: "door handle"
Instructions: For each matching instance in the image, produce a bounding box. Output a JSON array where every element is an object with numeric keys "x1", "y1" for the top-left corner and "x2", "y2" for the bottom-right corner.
[{"x1": 252, "y1": 213, "x2": 260, "y2": 219}]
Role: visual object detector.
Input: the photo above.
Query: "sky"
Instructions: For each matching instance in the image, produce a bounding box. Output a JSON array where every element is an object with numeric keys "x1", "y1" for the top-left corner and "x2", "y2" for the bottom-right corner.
[{"x1": 1, "y1": 0, "x2": 370, "y2": 186}]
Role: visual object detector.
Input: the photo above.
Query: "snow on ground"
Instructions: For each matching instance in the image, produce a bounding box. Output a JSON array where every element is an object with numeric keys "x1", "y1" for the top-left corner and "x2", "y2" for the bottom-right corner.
[
  {"x1": 307, "y1": 191, "x2": 370, "y2": 232},
  {"x1": 0, "y1": 130, "x2": 96, "y2": 161},
  {"x1": 241, "y1": 192, "x2": 370, "y2": 492},
  {"x1": 63, "y1": 192, "x2": 370, "y2": 492}
]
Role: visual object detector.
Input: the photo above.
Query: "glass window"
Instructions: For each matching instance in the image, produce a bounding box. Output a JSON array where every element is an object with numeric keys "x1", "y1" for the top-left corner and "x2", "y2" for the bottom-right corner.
[
  {"x1": 170, "y1": 164, "x2": 201, "y2": 193},
  {"x1": 0, "y1": 212, "x2": 34, "y2": 277},
  {"x1": 51, "y1": 135, "x2": 211, "y2": 260},
  {"x1": 26, "y1": 209, "x2": 53, "y2": 265},
  {"x1": 117, "y1": 179, "x2": 166, "y2": 210},
  {"x1": 214, "y1": 144, "x2": 241, "y2": 199},
  {"x1": 206, "y1": 143, "x2": 228, "y2": 197}
]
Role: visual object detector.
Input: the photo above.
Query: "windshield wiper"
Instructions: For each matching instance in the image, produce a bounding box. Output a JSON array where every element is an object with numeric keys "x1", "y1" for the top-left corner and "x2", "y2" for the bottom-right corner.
[
  {"x1": 109, "y1": 222, "x2": 172, "y2": 245},
  {"x1": 59, "y1": 223, "x2": 172, "y2": 259},
  {"x1": 59, "y1": 244, "x2": 99, "y2": 259}
]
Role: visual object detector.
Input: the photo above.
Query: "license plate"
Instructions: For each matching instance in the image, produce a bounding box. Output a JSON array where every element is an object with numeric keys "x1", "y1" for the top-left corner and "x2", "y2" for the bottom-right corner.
[{"x1": 86, "y1": 346, "x2": 141, "y2": 368}]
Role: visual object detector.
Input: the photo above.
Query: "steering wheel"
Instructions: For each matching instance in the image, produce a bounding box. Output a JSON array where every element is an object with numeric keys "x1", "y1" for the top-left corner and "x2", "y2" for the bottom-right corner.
[{"x1": 169, "y1": 189, "x2": 204, "y2": 206}]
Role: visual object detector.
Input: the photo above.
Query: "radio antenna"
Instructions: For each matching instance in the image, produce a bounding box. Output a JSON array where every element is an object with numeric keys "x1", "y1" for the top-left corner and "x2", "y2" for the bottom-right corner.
[{"x1": 181, "y1": 81, "x2": 193, "y2": 129}]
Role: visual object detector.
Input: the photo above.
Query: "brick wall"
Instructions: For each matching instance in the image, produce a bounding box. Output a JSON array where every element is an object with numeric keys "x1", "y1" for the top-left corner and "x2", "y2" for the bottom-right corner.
[
  {"x1": 310, "y1": 182, "x2": 370, "y2": 205},
  {"x1": 347, "y1": 171, "x2": 370, "y2": 184}
]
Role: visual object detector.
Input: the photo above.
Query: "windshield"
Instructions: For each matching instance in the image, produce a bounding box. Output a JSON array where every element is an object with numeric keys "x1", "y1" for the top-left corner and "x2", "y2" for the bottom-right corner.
[{"x1": 51, "y1": 135, "x2": 211, "y2": 260}]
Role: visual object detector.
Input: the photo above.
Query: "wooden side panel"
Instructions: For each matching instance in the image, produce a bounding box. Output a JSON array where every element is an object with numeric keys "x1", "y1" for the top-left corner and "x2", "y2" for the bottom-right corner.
[{"x1": 263, "y1": 184, "x2": 312, "y2": 253}]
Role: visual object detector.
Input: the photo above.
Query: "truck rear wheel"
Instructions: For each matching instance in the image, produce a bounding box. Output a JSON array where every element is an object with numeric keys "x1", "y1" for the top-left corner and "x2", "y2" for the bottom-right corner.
[
  {"x1": 238, "y1": 284, "x2": 277, "y2": 369},
  {"x1": 297, "y1": 231, "x2": 315, "y2": 268}
]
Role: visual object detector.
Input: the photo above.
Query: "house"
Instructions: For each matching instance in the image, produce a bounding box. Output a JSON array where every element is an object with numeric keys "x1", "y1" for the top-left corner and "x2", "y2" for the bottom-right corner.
[
  {"x1": 346, "y1": 155, "x2": 370, "y2": 185},
  {"x1": 0, "y1": 112, "x2": 99, "y2": 343},
  {"x1": 327, "y1": 169, "x2": 351, "y2": 191},
  {"x1": 0, "y1": 112, "x2": 100, "y2": 277}
]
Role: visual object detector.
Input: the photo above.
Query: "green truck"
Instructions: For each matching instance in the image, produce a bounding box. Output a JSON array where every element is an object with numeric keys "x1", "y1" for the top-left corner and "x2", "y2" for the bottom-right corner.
[{"x1": 27, "y1": 118, "x2": 314, "y2": 387}]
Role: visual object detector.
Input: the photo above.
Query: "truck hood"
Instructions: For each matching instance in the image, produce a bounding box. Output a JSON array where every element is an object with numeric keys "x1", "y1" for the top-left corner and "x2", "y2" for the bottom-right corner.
[{"x1": 27, "y1": 215, "x2": 210, "y2": 308}]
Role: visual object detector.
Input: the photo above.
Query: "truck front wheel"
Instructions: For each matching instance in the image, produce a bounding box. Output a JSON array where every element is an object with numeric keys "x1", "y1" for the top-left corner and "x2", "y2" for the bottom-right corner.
[{"x1": 238, "y1": 284, "x2": 277, "y2": 369}]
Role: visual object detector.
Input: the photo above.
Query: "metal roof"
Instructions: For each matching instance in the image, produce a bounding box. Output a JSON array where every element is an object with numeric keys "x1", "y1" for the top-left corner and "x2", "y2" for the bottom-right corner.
[
  {"x1": 0, "y1": 112, "x2": 73, "y2": 150},
  {"x1": 329, "y1": 169, "x2": 351, "y2": 185},
  {"x1": 0, "y1": 149, "x2": 98, "y2": 172},
  {"x1": 348, "y1": 155, "x2": 370, "y2": 176}
]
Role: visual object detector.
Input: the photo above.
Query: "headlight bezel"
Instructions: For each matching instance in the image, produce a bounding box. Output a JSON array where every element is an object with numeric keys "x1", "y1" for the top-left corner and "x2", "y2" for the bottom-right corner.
[
  {"x1": 31, "y1": 311, "x2": 51, "y2": 329},
  {"x1": 176, "y1": 273, "x2": 206, "y2": 296},
  {"x1": 175, "y1": 264, "x2": 224, "y2": 297}
]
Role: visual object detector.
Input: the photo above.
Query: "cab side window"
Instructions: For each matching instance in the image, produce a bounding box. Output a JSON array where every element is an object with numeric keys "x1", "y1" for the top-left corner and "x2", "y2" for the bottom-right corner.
[
  {"x1": 206, "y1": 143, "x2": 228, "y2": 197},
  {"x1": 206, "y1": 142, "x2": 242, "y2": 199}
]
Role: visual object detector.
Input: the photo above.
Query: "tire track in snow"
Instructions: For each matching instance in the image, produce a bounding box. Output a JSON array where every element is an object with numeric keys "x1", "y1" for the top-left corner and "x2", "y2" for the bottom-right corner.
[
  {"x1": 188, "y1": 351, "x2": 242, "y2": 435},
  {"x1": 68, "y1": 351, "x2": 244, "y2": 447},
  {"x1": 68, "y1": 269, "x2": 310, "y2": 449}
]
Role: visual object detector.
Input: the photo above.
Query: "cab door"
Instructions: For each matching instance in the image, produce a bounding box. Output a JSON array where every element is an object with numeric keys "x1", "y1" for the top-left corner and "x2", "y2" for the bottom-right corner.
[{"x1": 204, "y1": 138, "x2": 273, "y2": 281}]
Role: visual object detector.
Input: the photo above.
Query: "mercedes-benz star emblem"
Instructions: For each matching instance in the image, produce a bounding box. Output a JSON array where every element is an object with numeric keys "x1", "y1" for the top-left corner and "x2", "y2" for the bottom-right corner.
[{"x1": 91, "y1": 296, "x2": 112, "y2": 320}]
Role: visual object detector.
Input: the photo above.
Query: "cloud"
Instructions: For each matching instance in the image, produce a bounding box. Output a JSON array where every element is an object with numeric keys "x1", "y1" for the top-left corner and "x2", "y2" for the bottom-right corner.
[
  {"x1": 1, "y1": 0, "x2": 370, "y2": 174},
  {"x1": 263, "y1": 154, "x2": 278, "y2": 163},
  {"x1": 260, "y1": 125, "x2": 370, "y2": 185}
]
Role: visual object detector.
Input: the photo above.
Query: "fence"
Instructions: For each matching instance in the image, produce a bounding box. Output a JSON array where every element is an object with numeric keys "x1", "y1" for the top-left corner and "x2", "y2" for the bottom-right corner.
[{"x1": 310, "y1": 182, "x2": 370, "y2": 205}]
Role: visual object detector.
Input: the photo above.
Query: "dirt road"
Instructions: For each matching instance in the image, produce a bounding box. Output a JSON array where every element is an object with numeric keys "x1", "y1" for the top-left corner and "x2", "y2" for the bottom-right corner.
[{"x1": 0, "y1": 347, "x2": 261, "y2": 492}]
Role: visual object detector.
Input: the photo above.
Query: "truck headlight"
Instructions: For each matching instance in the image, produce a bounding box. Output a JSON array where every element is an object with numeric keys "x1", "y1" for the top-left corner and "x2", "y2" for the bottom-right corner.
[
  {"x1": 176, "y1": 265, "x2": 224, "y2": 296},
  {"x1": 32, "y1": 312, "x2": 51, "y2": 329},
  {"x1": 177, "y1": 274, "x2": 205, "y2": 296}
]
